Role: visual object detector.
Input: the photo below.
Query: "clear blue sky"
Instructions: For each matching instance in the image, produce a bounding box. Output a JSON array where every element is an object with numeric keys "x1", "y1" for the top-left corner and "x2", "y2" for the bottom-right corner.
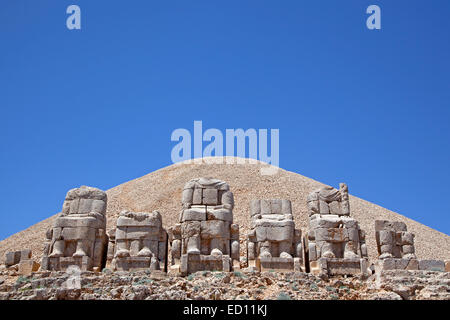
[{"x1": 1, "y1": 1, "x2": 449, "y2": 240}]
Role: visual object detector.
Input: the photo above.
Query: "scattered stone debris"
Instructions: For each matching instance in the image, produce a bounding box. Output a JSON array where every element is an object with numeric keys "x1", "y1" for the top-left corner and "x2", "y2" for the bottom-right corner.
[{"x1": 0, "y1": 269, "x2": 448, "y2": 300}]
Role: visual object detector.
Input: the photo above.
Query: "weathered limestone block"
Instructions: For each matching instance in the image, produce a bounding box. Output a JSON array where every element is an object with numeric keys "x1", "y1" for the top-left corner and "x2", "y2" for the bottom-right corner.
[
  {"x1": 5, "y1": 249, "x2": 31, "y2": 267},
  {"x1": 18, "y1": 260, "x2": 40, "y2": 276},
  {"x1": 110, "y1": 210, "x2": 167, "y2": 272},
  {"x1": 254, "y1": 220, "x2": 295, "y2": 242},
  {"x1": 257, "y1": 257, "x2": 294, "y2": 272},
  {"x1": 374, "y1": 258, "x2": 419, "y2": 273},
  {"x1": 41, "y1": 186, "x2": 108, "y2": 272},
  {"x1": 307, "y1": 183, "x2": 350, "y2": 217},
  {"x1": 247, "y1": 199, "x2": 303, "y2": 272},
  {"x1": 375, "y1": 220, "x2": 416, "y2": 260},
  {"x1": 105, "y1": 228, "x2": 116, "y2": 268},
  {"x1": 312, "y1": 257, "x2": 370, "y2": 278},
  {"x1": 181, "y1": 206, "x2": 206, "y2": 222},
  {"x1": 418, "y1": 260, "x2": 445, "y2": 272},
  {"x1": 5, "y1": 249, "x2": 39, "y2": 275},
  {"x1": 170, "y1": 178, "x2": 239, "y2": 275},
  {"x1": 374, "y1": 221, "x2": 446, "y2": 274},
  {"x1": 305, "y1": 184, "x2": 369, "y2": 277},
  {"x1": 167, "y1": 223, "x2": 182, "y2": 273}
]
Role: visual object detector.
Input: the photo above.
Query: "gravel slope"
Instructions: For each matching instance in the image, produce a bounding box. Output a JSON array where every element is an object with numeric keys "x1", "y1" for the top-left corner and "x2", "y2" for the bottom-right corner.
[{"x1": 1, "y1": 157, "x2": 449, "y2": 264}]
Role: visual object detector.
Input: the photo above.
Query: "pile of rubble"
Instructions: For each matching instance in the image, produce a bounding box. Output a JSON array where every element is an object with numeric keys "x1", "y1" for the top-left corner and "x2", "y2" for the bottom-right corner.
[{"x1": 1, "y1": 268, "x2": 449, "y2": 300}]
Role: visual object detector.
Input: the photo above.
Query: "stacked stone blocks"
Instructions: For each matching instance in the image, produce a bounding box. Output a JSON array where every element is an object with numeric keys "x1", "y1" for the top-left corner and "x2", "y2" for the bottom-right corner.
[
  {"x1": 109, "y1": 210, "x2": 167, "y2": 272},
  {"x1": 4, "y1": 249, "x2": 39, "y2": 275},
  {"x1": 374, "y1": 220, "x2": 417, "y2": 272},
  {"x1": 247, "y1": 199, "x2": 303, "y2": 272},
  {"x1": 305, "y1": 183, "x2": 369, "y2": 277},
  {"x1": 168, "y1": 178, "x2": 239, "y2": 275},
  {"x1": 41, "y1": 186, "x2": 108, "y2": 272},
  {"x1": 5, "y1": 249, "x2": 31, "y2": 267},
  {"x1": 375, "y1": 220, "x2": 446, "y2": 272}
]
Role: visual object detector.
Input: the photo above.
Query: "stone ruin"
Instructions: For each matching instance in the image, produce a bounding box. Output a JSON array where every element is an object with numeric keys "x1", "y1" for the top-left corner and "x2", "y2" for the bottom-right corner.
[
  {"x1": 4, "y1": 249, "x2": 40, "y2": 276},
  {"x1": 5, "y1": 249, "x2": 31, "y2": 268},
  {"x1": 375, "y1": 220, "x2": 446, "y2": 272},
  {"x1": 246, "y1": 199, "x2": 303, "y2": 272},
  {"x1": 3, "y1": 180, "x2": 448, "y2": 282},
  {"x1": 304, "y1": 183, "x2": 370, "y2": 277},
  {"x1": 41, "y1": 186, "x2": 108, "y2": 272},
  {"x1": 168, "y1": 178, "x2": 240, "y2": 275},
  {"x1": 376, "y1": 220, "x2": 417, "y2": 260},
  {"x1": 107, "y1": 210, "x2": 167, "y2": 272}
]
